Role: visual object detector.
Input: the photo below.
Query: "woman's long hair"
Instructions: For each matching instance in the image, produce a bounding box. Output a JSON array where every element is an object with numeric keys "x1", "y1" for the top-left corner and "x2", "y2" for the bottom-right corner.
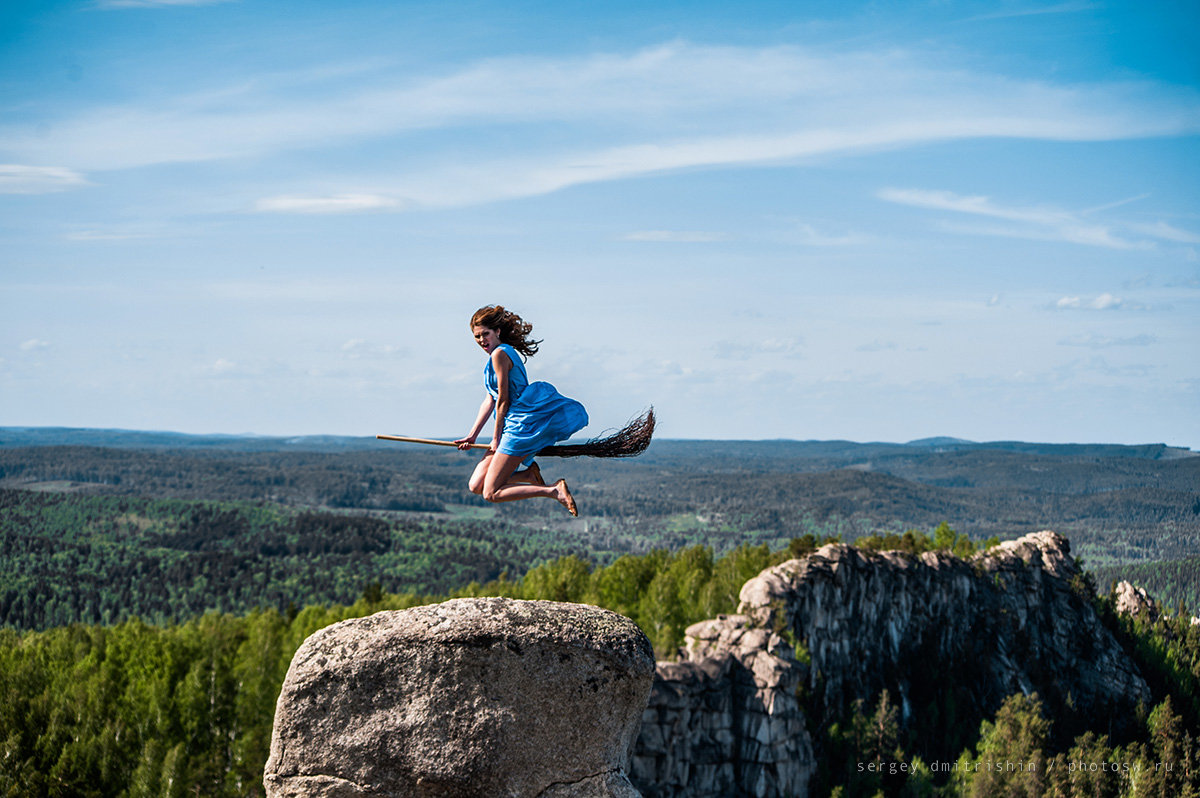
[{"x1": 470, "y1": 305, "x2": 542, "y2": 357}]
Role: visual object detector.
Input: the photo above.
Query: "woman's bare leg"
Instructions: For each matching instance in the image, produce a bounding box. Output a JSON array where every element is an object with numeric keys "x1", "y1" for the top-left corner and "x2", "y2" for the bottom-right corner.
[
  {"x1": 470, "y1": 455, "x2": 541, "y2": 491},
  {"x1": 482, "y1": 452, "x2": 577, "y2": 514},
  {"x1": 467, "y1": 454, "x2": 493, "y2": 495}
]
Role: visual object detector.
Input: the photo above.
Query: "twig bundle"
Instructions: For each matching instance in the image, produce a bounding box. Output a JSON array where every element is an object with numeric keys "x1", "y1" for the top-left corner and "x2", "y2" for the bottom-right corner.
[{"x1": 539, "y1": 406, "x2": 656, "y2": 458}]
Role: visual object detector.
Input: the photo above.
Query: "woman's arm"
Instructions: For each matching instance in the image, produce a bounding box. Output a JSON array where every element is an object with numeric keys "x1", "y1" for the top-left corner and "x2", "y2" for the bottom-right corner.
[
  {"x1": 456, "y1": 394, "x2": 496, "y2": 450},
  {"x1": 490, "y1": 347, "x2": 513, "y2": 452}
]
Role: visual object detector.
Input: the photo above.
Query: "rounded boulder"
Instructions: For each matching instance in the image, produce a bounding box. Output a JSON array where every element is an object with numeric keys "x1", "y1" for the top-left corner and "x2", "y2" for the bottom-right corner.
[{"x1": 264, "y1": 597, "x2": 655, "y2": 797}]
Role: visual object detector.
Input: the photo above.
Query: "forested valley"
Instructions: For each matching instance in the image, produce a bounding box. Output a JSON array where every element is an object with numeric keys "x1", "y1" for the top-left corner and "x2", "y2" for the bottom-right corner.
[
  {"x1": 5, "y1": 541, "x2": 1200, "y2": 798},
  {"x1": 2, "y1": 429, "x2": 1199, "y2": 796},
  {"x1": 3, "y1": 432, "x2": 1197, "y2": 564}
]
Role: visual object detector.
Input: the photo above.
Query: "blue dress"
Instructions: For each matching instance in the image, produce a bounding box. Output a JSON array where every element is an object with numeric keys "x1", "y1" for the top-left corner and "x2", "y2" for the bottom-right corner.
[{"x1": 484, "y1": 344, "x2": 588, "y2": 465}]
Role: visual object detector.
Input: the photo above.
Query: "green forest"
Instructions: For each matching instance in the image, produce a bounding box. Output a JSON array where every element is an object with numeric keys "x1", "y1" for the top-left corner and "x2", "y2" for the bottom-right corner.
[
  {"x1": 3, "y1": 536, "x2": 1200, "y2": 798},
  {"x1": 3, "y1": 439, "x2": 1198, "y2": 564},
  {"x1": 0, "y1": 489, "x2": 604, "y2": 630},
  {"x1": 1093, "y1": 556, "x2": 1200, "y2": 617}
]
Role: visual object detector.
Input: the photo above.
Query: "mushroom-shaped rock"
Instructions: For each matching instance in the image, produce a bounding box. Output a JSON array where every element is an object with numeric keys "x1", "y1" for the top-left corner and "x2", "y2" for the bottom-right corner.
[{"x1": 265, "y1": 597, "x2": 655, "y2": 798}]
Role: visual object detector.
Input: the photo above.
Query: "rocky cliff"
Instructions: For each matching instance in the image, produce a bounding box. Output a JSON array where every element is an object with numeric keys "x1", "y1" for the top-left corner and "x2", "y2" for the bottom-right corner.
[
  {"x1": 631, "y1": 530, "x2": 1151, "y2": 797},
  {"x1": 262, "y1": 532, "x2": 1152, "y2": 798}
]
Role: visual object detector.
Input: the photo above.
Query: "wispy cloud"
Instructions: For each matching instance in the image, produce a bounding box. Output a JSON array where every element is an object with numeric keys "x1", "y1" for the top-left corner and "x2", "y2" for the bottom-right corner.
[
  {"x1": 713, "y1": 336, "x2": 805, "y2": 360},
  {"x1": 793, "y1": 223, "x2": 872, "y2": 247},
  {"x1": 64, "y1": 229, "x2": 153, "y2": 241},
  {"x1": 856, "y1": 340, "x2": 899, "y2": 352},
  {"x1": 340, "y1": 339, "x2": 406, "y2": 359},
  {"x1": 965, "y1": 1, "x2": 1099, "y2": 22},
  {"x1": 877, "y1": 187, "x2": 1179, "y2": 250},
  {"x1": 1058, "y1": 333, "x2": 1157, "y2": 348},
  {"x1": 1054, "y1": 355, "x2": 1156, "y2": 379},
  {"x1": 0, "y1": 164, "x2": 89, "y2": 194},
  {"x1": 95, "y1": 0, "x2": 233, "y2": 8},
  {"x1": 206, "y1": 357, "x2": 241, "y2": 376},
  {"x1": 3, "y1": 41, "x2": 1198, "y2": 209},
  {"x1": 879, "y1": 188, "x2": 1066, "y2": 224},
  {"x1": 621, "y1": 230, "x2": 730, "y2": 242},
  {"x1": 1127, "y1": 221, "x2": 1200, "y2": 244},
  {"x1": 254, "y1": 194, "x2": 405, "y2": 214},
  {"x1": 1080, "y1": 193, "x2": 1151, "y2": 214},
  {"x1": 200, "y1": 356, "x2": 292, "y2": 379},
  {"x1": 1054, "y1": 293, "x2": 1126, "y2": 310}
]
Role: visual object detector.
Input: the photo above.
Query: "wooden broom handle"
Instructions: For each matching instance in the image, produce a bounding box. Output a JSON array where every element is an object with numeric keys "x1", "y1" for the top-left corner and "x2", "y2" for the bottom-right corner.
[{"x1": 376, "y1": 434, "x2": 489, "y2": 450}]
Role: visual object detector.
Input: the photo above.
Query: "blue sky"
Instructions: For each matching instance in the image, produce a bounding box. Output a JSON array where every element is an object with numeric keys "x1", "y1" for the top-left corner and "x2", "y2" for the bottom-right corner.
[{"x1": 2, "y1": 0, "x2": 1198, "y2": 447}]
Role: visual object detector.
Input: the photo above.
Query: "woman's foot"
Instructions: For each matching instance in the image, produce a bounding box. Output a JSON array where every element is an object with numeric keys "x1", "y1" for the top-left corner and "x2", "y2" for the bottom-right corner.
[{"x1": 554, "y1": 479, "x2": 578, "y2": 517}]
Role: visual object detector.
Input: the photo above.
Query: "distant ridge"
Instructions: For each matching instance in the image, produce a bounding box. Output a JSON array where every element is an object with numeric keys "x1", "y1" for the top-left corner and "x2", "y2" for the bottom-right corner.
[
  {"x1": 0, "y1": 427, "x2": 1194, "y2": 459},
  {"x1": 0, "y1": 427, "x2": 381, "y2": 452},
  {"x1": 906, "y1": 436, "x2": 976, "y2": 447}
]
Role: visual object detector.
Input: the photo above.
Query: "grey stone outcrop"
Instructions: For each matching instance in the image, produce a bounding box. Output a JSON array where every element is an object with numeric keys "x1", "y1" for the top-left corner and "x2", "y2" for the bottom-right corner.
[
  {"x1": 631, "y1": 530, "x2": 1151, "y2": 798},
  {"x1": 1114, "y1": 579, "x2": 1160, "y2": 621},
  {"x1": 265, "y1": 597, "x2": 655, "y2": 798},
  {"x1": 631, "y1": 615, "x2": 814, "y2": 798}
]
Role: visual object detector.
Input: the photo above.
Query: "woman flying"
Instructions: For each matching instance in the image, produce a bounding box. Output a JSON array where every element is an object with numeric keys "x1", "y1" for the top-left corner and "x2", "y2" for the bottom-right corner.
[{"x1": 454, "y1": 305, "x2": 586, "y2": 516}]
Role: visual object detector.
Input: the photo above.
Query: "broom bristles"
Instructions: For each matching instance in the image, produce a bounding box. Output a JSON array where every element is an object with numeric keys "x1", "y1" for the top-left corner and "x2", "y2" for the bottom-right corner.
[{"x1": 539, "y1": 407, "x2": 655, "y2": 458}]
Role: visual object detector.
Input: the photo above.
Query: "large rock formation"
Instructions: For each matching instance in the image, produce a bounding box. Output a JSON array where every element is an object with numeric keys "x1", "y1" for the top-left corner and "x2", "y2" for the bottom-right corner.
[
  {"x1": 1114, "y1": 579, "x2": 1160, "y2": 622},
  {"x1": 265, "y1": 597, "x2": 655, "y2": 798},
  {"x1": 263, "y1": 533, "x2": 1152, "y2": 798},
  {"x1": 631, "y1": 614, "x2": 814, "y2": 798},
  {"x1": 631, "y1": 531, "x2": 1151, "y2": 798}
]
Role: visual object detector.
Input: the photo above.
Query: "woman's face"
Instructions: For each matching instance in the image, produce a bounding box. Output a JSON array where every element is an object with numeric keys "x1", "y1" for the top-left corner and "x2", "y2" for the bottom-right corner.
[{"x1": 472, "y1": 325, "x2": 502, "y2": 354}]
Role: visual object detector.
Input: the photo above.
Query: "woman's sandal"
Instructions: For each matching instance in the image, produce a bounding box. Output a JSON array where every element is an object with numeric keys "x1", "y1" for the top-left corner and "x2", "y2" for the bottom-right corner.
[{"x1": 554, "y1": 479, "x2": 578, "y2": 517}]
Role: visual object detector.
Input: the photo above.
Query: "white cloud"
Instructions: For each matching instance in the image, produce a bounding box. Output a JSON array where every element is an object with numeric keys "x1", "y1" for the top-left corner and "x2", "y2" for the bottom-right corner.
[
  {"x1": 1054, "y1": 293, "x2": 1129, "y2": 310},
  {"x1": 879, "y1": 187, "x2": 1156, "y2": 250},
  {"x1": 0, "y1": 164, "x2": 88, "y2": 194},
  {"x1": 857, "y1": 340, "x2": 898, "y2": 352},
  {"x1": 1128, "y1": 221, "x2": 1200, "y2": 245},
  {"x1": 713, "y1": 337, "x2": 805, "y2": 360},
  {"x1": 254, "y1": 193, "x2": 405, "y2": 214},
  {"x1": 19, "y1": 339, "x2": 51, "y2": 351},
  {"x1": 65, "y1": 230, "x2": 152, "y2": 241},
  {"x1": 621, "y1": 230, "x2": 730, "y2": 242},
  {"x1": 341, "y1": 339, "x2": 405, "y2": 358},
  {"x1": 966, "y1": 1, "x2": 1100, "y2": 21},
  {"x1": 208, "y1": 358, "x2": 240, "y2": 375},
  {"x1": 1061, "y1": 356, "x2": 1155, "y2": 379},
  {"x1": 793, "y1": 223, "x2": 872, "y2": 247},
  {"x1": 201, "y1": 357, "x2": 298, "y2": 379},
  {"x1": 95, "y1": 0, "x2": 233, "y2": 7},
  {"x1": 1058, "y1": 333, "x2": 1157, "y2": 348},
  {"x1": 3, "y1": 41, "x2": 1197, "y2": 206}
]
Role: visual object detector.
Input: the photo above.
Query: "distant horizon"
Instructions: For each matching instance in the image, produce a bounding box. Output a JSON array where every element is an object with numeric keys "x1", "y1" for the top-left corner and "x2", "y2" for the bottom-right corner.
[{"x1": 2, "y1": 424, "x2": 1194, "y2": 452}]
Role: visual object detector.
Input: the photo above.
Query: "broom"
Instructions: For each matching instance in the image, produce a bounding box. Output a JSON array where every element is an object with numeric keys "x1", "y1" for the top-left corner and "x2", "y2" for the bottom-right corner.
[{"x1": 378, "y1": 406, "x2": 655, "y2": 458}]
